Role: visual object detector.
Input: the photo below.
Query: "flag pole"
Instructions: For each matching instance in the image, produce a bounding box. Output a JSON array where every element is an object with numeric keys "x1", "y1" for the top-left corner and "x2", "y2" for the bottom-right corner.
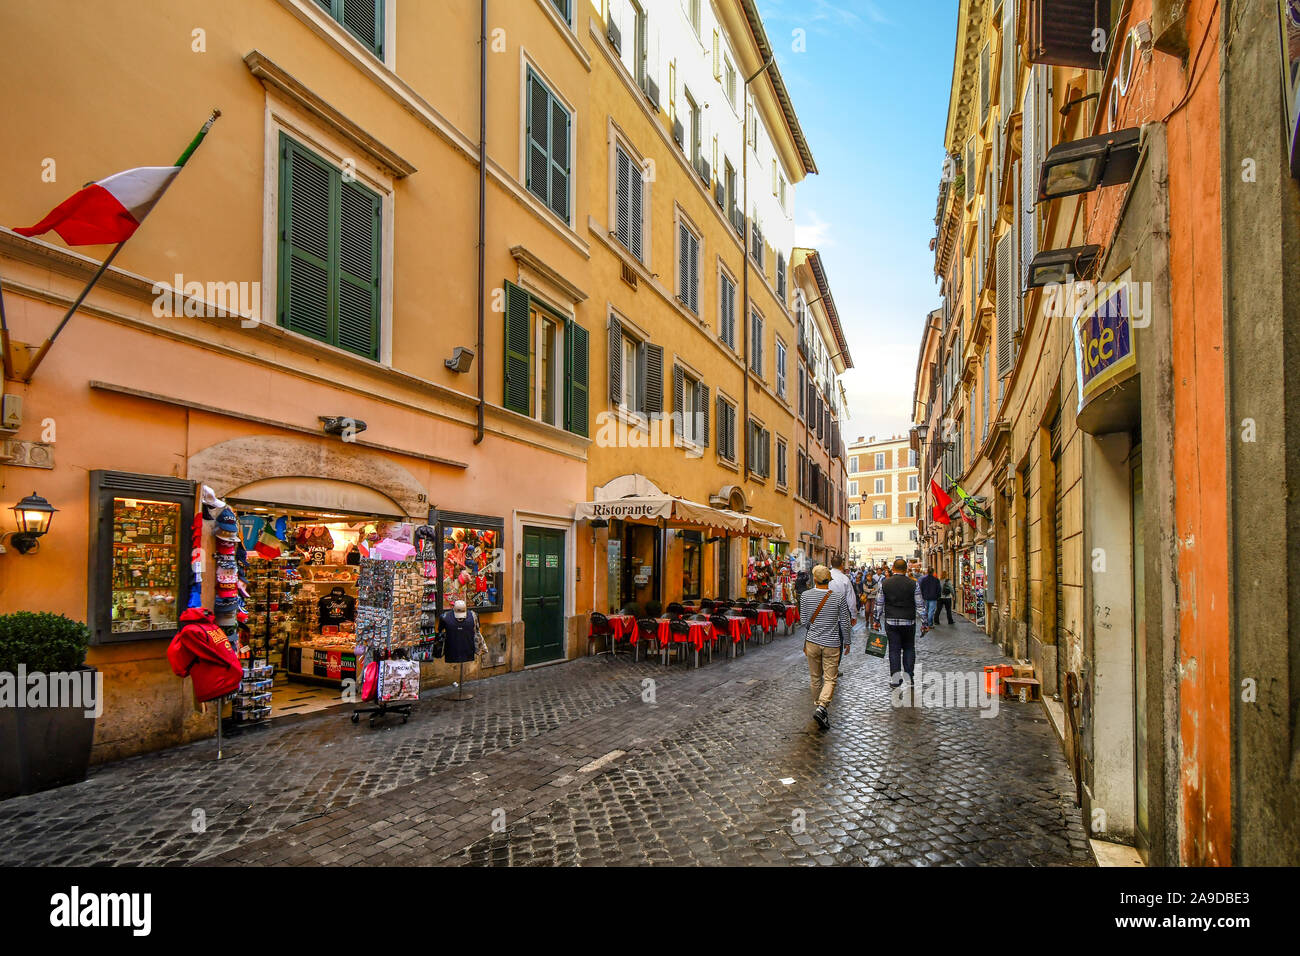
[{"x1": 21, "y1": 109, "x2": 221, "y2": 383}]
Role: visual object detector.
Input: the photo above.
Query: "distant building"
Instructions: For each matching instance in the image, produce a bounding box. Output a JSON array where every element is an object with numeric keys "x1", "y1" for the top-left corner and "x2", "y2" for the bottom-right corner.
[{"x1": 846, "y1": 435, "x2": 919, "y2": 567}]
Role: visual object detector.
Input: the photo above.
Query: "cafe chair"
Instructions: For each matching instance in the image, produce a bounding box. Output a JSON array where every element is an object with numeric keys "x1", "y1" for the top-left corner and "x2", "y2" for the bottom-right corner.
[
  {"x1": 636, "y1": 618, "x2": 659, "y2": 663},
  {"x1": 666, "y1": 602, "x2": 685, "y2": 619},
  {"x1": 740, "y1": 606, "x2": 760, "y2": 648},
  {"x1": 709, "y1": 614, "x2": 733, "y2": 661},
  {"x1": 587, "y1": 611, "x2": 612, "y2": 657},
  {"x1": 668, "y1": 619, "x2": 692, "y2": 667}
]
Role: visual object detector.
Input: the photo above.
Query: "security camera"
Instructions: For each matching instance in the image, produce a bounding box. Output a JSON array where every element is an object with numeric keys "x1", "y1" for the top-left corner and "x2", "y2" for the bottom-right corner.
[{"x1": 320, "y1": 416, "x2": 367, "y2": 437}]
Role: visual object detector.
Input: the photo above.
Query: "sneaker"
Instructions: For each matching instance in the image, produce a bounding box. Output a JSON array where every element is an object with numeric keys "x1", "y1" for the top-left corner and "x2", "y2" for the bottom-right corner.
[{"x1": 814, "y1": 705, "x2": 830, "y2": 730}]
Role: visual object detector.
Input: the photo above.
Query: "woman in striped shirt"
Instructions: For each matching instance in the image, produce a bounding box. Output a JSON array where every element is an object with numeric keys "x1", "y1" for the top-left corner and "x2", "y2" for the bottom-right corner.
[{"x1": 800, "y1": 565, "x2": 853, "y2": 731}]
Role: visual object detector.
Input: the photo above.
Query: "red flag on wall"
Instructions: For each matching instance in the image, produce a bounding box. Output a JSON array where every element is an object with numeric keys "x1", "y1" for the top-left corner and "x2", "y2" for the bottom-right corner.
[
  {"x1": 930, "y1": 479, "x2": 953, "y2": 511},
  {"x1": 932, "y1": 504, "x2": 951, "y2": 526}
]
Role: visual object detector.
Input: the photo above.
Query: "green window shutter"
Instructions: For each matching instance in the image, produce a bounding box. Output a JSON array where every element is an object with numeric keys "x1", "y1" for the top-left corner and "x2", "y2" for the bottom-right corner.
[
  {"x1": 607, "y1": 315, "x2": 623, "y2": 406},
  {"x1": 526, "y1": 71, "x2": 551, "y2": 208},
  {"x1": 340, "y1": 0, "x2": 384, "y2": 57},
  {"x1": 548, "y1": 93, "x2": 571, "y2": 222},
  {"x1": 565, "y1": 318, "x2": 589, "y2": 437},
  {"x1": 698, "y1": 383, "x2": 710, "y2": 448},
  {"x1": 525, "y1": 70, "x2": 570, "y2": 223},
  {"x1": 279, "y1": 137, "x2": 332, "y2": 346},
  {"x1": 279, "y1": 134, "x2": 381, "y2": 359},
  {"x1": 503, "y1": 281, "x2": 532, "y2": 415},
  {"x1": 337, "y1": 177, "x2": 381, "y2": 360},
  {"x1": 643, "y1": 342, "x2": 664, "y2": 416}
]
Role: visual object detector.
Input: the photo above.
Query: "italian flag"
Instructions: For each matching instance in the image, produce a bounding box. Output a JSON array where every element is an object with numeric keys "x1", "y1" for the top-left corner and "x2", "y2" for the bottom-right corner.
[
  {"x1": 15, "y1": 166, "x2": 181, "y2": 246},
  {"x1": 14, "y1": 111, "x2": 219, "y2": 247}
]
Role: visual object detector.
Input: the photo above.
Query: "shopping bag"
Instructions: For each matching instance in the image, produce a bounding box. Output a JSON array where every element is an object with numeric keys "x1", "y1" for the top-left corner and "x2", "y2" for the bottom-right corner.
[
  {"x1": 865, "y1": 626, "x2": 887, "y2": 658},
  {"x1": 361, "y1": 661, "x2": 379, "y2": 701},
  {"x1": 379, "y1": 659, "x2": 420, "y2": 702}
]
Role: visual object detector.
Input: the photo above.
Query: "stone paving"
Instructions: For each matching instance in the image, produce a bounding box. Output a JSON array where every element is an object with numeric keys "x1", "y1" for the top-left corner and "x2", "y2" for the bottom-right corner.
[{"x1": 0, "y1": 616, "x2": 1092, "y2": 866}]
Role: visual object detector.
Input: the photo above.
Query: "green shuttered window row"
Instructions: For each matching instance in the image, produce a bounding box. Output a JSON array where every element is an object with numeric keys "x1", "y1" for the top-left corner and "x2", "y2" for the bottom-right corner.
[
  {"x1": 503, "y1": 281, "x2": 589, "y2": 438},
  {"x1": 278, "y1": 134, "x2": 381, "y2": 361}
]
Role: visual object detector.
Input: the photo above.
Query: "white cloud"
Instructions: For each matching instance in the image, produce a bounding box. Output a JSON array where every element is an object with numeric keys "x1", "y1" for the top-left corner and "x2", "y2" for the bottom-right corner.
[
  {"x1": 838, "y1": 343, "x2": 917, "y2": 442},
  {"x1": 794, "y1": 208, "x2": 834, "y2": 249}
]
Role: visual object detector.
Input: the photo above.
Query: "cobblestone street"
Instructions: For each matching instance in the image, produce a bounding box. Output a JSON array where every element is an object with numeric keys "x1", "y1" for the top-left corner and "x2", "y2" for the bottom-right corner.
[{"x1": 0, "y1": 617, "x2": 1091, "y2": 866}]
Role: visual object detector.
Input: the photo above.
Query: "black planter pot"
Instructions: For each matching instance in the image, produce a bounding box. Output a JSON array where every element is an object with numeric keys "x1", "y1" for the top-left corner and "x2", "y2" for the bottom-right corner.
[{"x1": 0, "y1": 665, "x2": 98, "y2": 800}]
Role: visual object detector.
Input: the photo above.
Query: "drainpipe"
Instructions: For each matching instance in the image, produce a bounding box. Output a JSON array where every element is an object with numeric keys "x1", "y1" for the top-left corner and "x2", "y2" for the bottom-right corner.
[
  {"x1": 474, "y1": 0, "x2": 487, "y2": 445},
  {"x1": 741, "y1": 56, "x2": 773, "y2": 481}
]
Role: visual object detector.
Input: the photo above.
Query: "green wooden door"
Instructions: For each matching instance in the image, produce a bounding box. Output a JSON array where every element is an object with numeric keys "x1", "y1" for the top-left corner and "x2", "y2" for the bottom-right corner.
[{"x1": 522, "y1": 527, "x2": 565, "y2": 665}]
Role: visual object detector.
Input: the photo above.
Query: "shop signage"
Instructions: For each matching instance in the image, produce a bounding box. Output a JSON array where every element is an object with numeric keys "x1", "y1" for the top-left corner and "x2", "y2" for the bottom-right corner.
[
  {"x1": 525, "y1": 553, "x2": 540, "y2": 568},
  {"x1": 1075, "y1": 274, "x2": 1136, "y2": 409},
  {"x1": 544, "y1": 554, "x2": 559, "y2": 569},
  {"x1": 580, "y1": 500, "x2": 671, "y2": 519}
]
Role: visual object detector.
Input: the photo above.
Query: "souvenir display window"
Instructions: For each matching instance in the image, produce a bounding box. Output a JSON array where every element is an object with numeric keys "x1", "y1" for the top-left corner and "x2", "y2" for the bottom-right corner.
[
  {"x1": 433, "y1": 511, "x2": 505, "y2": 613},
  {"x1": 88, "y1": 471, "x2": 196, "y2": 645}
]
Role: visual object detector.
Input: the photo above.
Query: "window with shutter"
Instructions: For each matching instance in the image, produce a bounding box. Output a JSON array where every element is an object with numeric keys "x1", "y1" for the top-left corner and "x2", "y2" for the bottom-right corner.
[
  {"x1": 797, "y1": 365, "x2": 805, "y2": 418},
  {"x1": 315, "y1": 0, "x2": 384, "y2": 58},
  {"x1": 278, "y1": 135, "x2": 381, "y2": 361},
  {"x1": 1021, "y1": 70, "x2": 1040, "y2": 298},
  {"x1": 526, "y1": 69, "x2": 571, "y2": 223},
  {"x1": 548, "y1": 0, "x2": 571, "y2": 26},
  {"x1": 643, "y1": 342, "x2": 664, "y2": 416},
  {"x1": 777, "y1": 438, "x2": 787, "y2": 487},
  {"x1": 614, "y1": 144, "x2": 644, "y2": 260},
  {"x1": 502, "y1": 281, "x2": 532, "y2": 416},
  {"x1": 673, "y1": 363, "x2": 685, "y2": 437},
  {"x1": 996, "y1": 232, "x2": 1013, "y2": 376},
  {"x1": 719, "y1": 271, "x2": 736, "y2": 348},
  {"x1": 776, "y1": 339, "x2": 787, "y2": 398},
  {"x1": 979, "y1": 42, "x2": 990, "y2": 124},
  {"x1": 677, "y1": 222, "x2": 699, "y2": 313},
  {"x1": 697, "y1": 382, "x2": 710, "y2": 448},
  {"x1": 565, "y1": 318, "x2": 589, "y2": 437},
  {"x1": 750, "y1": 312, "x2": 763, "y2": 376},
  {"x1": 607, "y1": 314, "x2": 623, "y2": 407}
]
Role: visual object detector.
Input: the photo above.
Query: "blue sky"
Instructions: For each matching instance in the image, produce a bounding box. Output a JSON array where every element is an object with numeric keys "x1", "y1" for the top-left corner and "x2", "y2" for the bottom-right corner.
[{"x1": 756, "y1": 0, "x2": 957, "y2": 443}]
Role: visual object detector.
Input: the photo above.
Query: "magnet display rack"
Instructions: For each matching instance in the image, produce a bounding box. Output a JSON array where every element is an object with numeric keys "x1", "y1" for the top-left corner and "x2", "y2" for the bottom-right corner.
[{"x1": 350, "y1": 557, "x2": 419, "y2": 726}]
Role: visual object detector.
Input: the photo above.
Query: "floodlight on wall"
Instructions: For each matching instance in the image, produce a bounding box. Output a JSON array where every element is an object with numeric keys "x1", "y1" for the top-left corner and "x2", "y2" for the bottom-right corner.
[
  {"x1": 445, "y1": 346, "x2": 475, "y2": 374},
  {"x1": 1025, "y1": 245, "x2": 1102, "y2": 288},
  {"x1": 1038, "y1": 127, "x2": 1142, "y2": 201}
]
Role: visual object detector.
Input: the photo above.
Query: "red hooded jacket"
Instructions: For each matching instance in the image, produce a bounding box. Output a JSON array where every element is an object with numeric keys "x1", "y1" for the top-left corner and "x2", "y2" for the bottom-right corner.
[{"x1": 167, "y1": 607, "x2": 242, "y2": 703}]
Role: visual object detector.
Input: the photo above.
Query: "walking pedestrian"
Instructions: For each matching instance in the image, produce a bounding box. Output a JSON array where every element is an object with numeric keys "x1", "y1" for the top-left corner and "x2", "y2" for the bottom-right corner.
[
  {"x1": 919, "y1": 566, "x2": 942, "y2": 627},
  {"x1": 875, "y1": 557, "x2": 928, "y2": 687},
  {"x1": 938, "y1": 570, "x2": 956, "y2": 624},
  {"x1": 800, "y1": 565, "x2": 852, "y2": 731},
  {"x1": 829, "y1": 554, "x2": 859, "y2": 627}
]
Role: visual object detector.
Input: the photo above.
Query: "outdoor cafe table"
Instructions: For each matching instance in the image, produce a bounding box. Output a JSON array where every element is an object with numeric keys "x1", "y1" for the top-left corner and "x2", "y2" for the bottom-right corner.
[
  {"x1": 601, "y1": 613, "x2": 636, "y2": 644},
  {"x1": 756, "y1": 608, "x2": 777, "y2": 633},
  {"x1": 715, "y1": 615, "x2": 752, "y2": 645},
  {"x1": 655, "y1": 617, "x2": 712, "y2": 651},
  {"x1": 784, "y1": 605, "x2": 799, "y2": 628}
]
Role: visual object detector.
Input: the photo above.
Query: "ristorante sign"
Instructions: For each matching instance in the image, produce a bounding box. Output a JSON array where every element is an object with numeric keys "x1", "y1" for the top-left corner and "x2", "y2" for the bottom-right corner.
[{"x1": 576, "y1": 498, "x2": 673, "y2": 520}]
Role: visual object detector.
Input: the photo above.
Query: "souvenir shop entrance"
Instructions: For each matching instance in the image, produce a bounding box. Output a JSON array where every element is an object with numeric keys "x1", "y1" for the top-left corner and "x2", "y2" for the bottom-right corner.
[{"x1": 226, "y1": 499, "x2": 401, "y2": 720}]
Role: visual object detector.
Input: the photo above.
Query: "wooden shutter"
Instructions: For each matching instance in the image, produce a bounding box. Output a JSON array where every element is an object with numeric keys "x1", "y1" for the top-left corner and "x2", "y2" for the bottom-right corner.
[
  {"x1": 761, "y1": 429, "x2": 771, "y2": 477},
  {"x1": 564, "y1": 318, "x2": 589, "y2": 436},
  {"x1": 996, "y1": 233, "x2": 1013, "y2": 376},
  {"x1": 607, "y1": 314, "x2": 623, "y2": 406},
  {"x1": 279, "y1": 137, "x2": 332, "y2": 346},
  {"x1": 643, "y1": 342, "x2": 664, "y2": 416},
  {"x1": 1021, "y1": 75, "x2": 1037, "y2": 296},
  {"x1": 979, "y1": 42, "x2": 990, "y2": 123},
  {"x1": 526, "y1": 71, "x2": 550, "y2": 207},
  {"x1": 336, "y1": 178, "x2": 381, "y2": 360},
  {"x1": 339, "y1": 0, "x2": 384, "y2": 57},
  {"x1": 698, "y1": 383, "x2": 710, "y2": 448},
  {"x1": 548, "y1": 90, "x2": 571, "y2": 221},
  {"x1": 716, "y1": 394, "x2": 726, "y2": 458},
  {"x1": 615, "y1": 147, "x2": 632, "y2": 252},
  {"x1": 630, "y1": 152, "x2": 643, "y2": 260},
  {"x1": 503, "y1": 281, "x2": 531, "y2": 415},
  {"x1": 673, "y1": 363, "x2": 685, "y2": 434}
]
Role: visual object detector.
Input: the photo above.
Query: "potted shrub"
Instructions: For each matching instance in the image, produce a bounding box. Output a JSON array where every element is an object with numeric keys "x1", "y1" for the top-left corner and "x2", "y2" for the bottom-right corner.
[{"x1": 0, "y1": 612, "x2": 97, "y2": 799}]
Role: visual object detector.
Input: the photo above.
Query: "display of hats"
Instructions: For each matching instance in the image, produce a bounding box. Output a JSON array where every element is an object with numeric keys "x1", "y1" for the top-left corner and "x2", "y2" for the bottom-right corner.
[
  {"x1": 187, "y1": 579, "x2": 203, "y2": 610},
  {"x1": 215, "y1": 554, "x2": 238, "y2": 586},
  {"x1": 215, "y1": 594, "x2": 240, "y2": 615},
  {"x1": 215, "y1": 539, "x2": 236, "y2": 555},
  {"x1": 214, "y1": 507, "x2": 240, "y2": 542},
  {"x1": 201, "y1": 485, "x2": 226, "y2": 522}
]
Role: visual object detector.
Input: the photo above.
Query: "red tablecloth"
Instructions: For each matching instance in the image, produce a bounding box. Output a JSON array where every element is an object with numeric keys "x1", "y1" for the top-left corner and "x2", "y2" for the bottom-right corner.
[
  {"x1": 756, "y1": 608, "x2": 777, "y2": 631},
  {"x1": 785, "y1": 606, "x2": 799, "y2": 627},
  {"x1": 655, "y1": 618, "x2": 713, "y2": 650},
  {"x1": 604, "y1": 614, "x2": 635, "y2": 642},
  {"x1": 714, "y1": 616, "x2": 752, "y2": 644}
]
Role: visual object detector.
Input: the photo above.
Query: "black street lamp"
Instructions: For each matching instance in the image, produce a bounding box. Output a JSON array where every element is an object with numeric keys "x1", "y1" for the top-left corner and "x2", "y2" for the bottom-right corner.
[{"x1": 7, "y1": 492, "x2": 57, "y2": 554}]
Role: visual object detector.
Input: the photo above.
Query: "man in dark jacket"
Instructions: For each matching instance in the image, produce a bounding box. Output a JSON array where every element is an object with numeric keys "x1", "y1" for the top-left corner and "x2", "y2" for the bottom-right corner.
[
  {"x1": 918, "y1": 568, "x2": 942, "y2": 627},
  {"x1": 937, "y1": 570, "x2": 956, "y2": 624},
  {"x1": 875, "y1": 558, "x2": 928, "y2": 687}
]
